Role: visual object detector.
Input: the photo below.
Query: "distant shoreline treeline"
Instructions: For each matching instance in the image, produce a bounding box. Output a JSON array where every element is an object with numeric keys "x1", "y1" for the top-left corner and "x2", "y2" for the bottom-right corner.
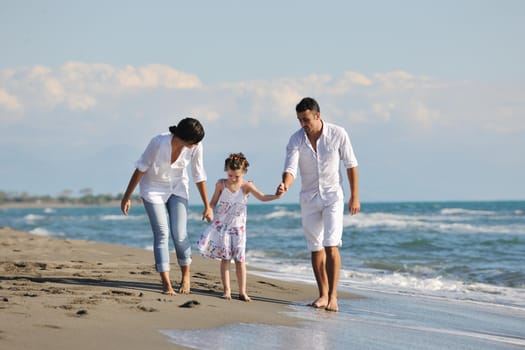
[{"x1": 0, "y1": 189, "x2": 140, "y2": 206}]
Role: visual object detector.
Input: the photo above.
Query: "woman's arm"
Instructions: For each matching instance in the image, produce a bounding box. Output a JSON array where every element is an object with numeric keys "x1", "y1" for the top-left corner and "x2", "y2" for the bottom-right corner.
[
  {"x1": 195, "y1": 181, "x2": 214, "y2": 222},
  {"x1": 121, "y1": 169, "x2": 144, "y2": 215}
]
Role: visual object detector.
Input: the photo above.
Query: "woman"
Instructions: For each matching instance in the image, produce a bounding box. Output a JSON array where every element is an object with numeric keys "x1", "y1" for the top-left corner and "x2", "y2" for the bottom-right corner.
[{"x1": 121, "y1": 117, "x2": 213, "y2": 295}]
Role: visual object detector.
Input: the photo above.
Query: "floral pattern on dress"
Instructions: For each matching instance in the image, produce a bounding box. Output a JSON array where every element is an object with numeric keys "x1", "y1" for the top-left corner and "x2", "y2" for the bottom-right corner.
[{"x1": 197, "y1": 185, "x2": 248, "y2": 262}]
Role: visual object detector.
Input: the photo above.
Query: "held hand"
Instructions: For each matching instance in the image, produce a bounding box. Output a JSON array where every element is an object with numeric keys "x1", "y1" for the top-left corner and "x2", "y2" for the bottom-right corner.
[
  {"x1": 202, "y1": 207, "x2": 214, "y2": 223},
  {"x1": 121, "y1": 199, "x2": 131, "y2": 216},
  {"x1": 275, "y1": 183, "x2": 287, "y2": 196},
  {"x1": 348, "y1": 197, "x2": 361, "y2": 216}
]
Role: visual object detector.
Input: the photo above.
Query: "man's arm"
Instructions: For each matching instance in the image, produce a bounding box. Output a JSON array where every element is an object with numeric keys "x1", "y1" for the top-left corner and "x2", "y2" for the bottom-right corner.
[
  {"x1": 347, "y1": 167, "x2": 360, "y2": 215},
  {"x1": 276, "y1": 172, "x2": 295, "y2": 195}
]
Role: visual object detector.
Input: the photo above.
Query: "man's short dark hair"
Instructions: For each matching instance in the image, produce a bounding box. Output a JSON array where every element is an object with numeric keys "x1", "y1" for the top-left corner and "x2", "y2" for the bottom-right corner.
[{"x1": 296, "y1": 97, "x2": 320, "y2": 114}]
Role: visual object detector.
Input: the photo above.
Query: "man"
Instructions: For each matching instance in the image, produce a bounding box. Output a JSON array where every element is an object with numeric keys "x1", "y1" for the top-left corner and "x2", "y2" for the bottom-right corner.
[{"x1": 277, "y1": 97, "x2": 360, "y2": 312}]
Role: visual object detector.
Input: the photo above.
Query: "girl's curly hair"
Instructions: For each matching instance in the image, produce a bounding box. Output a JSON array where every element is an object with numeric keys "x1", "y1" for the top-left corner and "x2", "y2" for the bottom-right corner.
[{"x1": 224, "y1": 152, "x2": 250, "y2": 172}]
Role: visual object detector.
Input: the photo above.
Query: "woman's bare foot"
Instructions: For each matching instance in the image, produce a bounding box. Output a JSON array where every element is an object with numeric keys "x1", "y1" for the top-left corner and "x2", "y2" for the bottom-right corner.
[
  {"x1": 163, "y1": 288, "x2": 177, "y2": 296},
  {"x1": 160, "y1": 272, "x2": 176, "y2": 296},
  {"x1": 308, "y1": 296, "x2": 328, "y2": 308},
  {"x1": 325, "y1": 298, "x2": 339, "y2": 312},
  {"x1": 238, "y1": 294, "x2": 251, "y2": 302},
  {"x1": 179, "y1": 280, "x2": 190, "y2": 294}
]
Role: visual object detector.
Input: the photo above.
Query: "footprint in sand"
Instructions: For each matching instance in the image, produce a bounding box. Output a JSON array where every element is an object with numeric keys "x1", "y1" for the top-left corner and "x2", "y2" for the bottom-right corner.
[
  {"x1": 137, "y1": 305, "x2": 158, "y2": 312},
  {"x1": 179, "y1": 300, "x2": 200, "y2": 308},
  {"x1": 76, "y1": 309, "x2": 88, "y2": 316}
]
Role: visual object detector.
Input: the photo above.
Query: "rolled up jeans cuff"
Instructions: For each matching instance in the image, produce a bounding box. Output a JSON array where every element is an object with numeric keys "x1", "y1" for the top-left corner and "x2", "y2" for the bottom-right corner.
[{"x1": 177, "y1": 258, "x2": 192, "y2": 267}]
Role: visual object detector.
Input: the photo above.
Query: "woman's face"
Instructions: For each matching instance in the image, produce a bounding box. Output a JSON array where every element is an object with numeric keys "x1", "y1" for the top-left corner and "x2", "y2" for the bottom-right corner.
[{"x1": 181, "y1": 139, "x2": 197, "y2": 149}]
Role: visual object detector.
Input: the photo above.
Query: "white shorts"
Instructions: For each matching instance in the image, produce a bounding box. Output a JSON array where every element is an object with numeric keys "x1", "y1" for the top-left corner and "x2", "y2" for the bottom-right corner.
[{"x1": 300, "y1": 194, "x2": 344, "y2": 252}]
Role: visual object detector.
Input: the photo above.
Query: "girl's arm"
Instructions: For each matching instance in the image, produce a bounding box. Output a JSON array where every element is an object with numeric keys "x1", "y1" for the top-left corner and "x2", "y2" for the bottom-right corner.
[
  {"x1": 244, "y1": 181, "x2": 282, "y2": 202},
  {"x1": 209, "y1": 180, "x2": 224, "y2": 209}
]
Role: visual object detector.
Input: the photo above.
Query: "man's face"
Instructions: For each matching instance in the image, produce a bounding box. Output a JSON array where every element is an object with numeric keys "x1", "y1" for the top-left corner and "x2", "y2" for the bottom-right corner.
[{"x1": 297, "y1": 109, "x2": 320, "y2": 135}]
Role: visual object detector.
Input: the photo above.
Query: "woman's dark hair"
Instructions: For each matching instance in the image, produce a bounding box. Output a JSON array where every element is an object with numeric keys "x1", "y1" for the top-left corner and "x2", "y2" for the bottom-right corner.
[
  {"x1": 295, "y1": 97, "x2": 320, "y2": 114},
  {"x1": 224, "y1": 153, "x2": 250, "y2": 173},
  {"x1": 169, "y1": 117, "x2": 205, "y2": 144}
]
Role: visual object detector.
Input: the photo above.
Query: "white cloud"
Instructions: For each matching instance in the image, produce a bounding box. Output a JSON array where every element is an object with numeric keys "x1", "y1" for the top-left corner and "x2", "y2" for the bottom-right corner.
[
  {"x1": 67, "y1": 94, "x2": 98, "y2": 110},
  {"x1": 186, "y1": 105, "x2": 220, "y2": 122},
  {"x1": 43, "y1": 77, "x2": 66, "y2": 106},
  {"x1": 371, "y1": 102, "x2": 396, "y2": 121},
  {"x1": 56, "y1": 62, "x2": 203, "y2": 91},
  {"x1": 113, "y1": 64, "x2": 202, "y2": 90},
  {"x1": 0, "y1": 62, "x2": 202, "y2": 114},
  {"x1": 0, "y1": 88, "x2": 22, "y2": 113},
  {"x1": 406, "y1": 100, "x2": 441, "y2": 127},
  {"x1": 28, "y1": 65, "x2": 52, "y2": 78},
  {"x1": 1, "y1": 63, "x2": 523, "y2": 137},
  {"x1": 344, "y1": 71, "x2": 373, "y2": 86},
  {"x1": 372, "y1": 70, "x2": 435, "y2": 90},
  {"x1": 1, "y1": 64, "x2": 524, "y2": 202}
]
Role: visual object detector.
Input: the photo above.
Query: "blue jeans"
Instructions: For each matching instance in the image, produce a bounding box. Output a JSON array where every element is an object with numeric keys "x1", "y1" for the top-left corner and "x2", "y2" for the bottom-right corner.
[{"x1": 142, "y1": 195, "x2": 192, "y2": 272}]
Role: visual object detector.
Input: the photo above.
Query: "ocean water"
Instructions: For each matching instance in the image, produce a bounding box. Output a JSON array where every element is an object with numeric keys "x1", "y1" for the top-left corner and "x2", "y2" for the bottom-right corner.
[
  {"x1": 2, "y1": 201, "x2": 525, "y2": 349},
  {"x1": 160, "y1": 294, "x2": 525, "y2": 349}
]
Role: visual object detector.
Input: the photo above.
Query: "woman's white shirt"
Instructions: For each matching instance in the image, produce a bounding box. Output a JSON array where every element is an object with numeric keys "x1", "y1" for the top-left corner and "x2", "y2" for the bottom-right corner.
[{"x1": 135, "y1": 132, "x2": 207, "y2": 203}]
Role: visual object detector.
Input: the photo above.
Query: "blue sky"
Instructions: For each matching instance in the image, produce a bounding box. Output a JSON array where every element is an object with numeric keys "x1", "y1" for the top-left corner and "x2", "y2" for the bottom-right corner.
[{"x1": 1, "y1": 0, "x2": 524, "y2": 203}]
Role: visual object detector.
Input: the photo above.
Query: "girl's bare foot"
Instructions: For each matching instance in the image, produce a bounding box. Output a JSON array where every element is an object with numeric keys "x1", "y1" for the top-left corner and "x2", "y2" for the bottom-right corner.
[
  {"x1": 238, "y1": 294, "x2": 251, "y2": 302},
  {"x1": 179, "y1": 280, "x2": 190, "y2": 294},
  {"x1": 325, "y1": 298, "x2": 339, "y2": 312},
  {"x1": 308, "y1": 296, "x2": 328, "y2": 309},
  {"x1": 222, "y1": 288, "x2": 231, "y2": 300}
]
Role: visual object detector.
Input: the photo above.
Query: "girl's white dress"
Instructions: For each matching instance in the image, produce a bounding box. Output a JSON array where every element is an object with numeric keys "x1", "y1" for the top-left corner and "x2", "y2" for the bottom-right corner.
[{"x1": 197, "y1": 182, "x2": 248, "y2": 262}]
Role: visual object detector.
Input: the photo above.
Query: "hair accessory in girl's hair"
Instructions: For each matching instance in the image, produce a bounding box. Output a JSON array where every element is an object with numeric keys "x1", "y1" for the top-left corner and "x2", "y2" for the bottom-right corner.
[{"x1": 224, "y1": 152, "x2": 250, "y2": 172}]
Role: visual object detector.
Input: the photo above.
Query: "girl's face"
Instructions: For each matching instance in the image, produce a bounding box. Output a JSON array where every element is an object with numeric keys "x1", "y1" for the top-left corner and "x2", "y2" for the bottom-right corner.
[{"x1": 226, "y1": 168, "x2": 245, "y2": 184}]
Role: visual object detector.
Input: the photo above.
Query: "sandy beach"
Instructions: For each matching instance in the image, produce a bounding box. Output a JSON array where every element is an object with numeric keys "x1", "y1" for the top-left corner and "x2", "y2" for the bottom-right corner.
[
  {"x1": 0, "y1": 227, "x2": 355, "y2": 350},
  {"x1": 2, "y1": 202, "x2": 524, "y2": 350}
]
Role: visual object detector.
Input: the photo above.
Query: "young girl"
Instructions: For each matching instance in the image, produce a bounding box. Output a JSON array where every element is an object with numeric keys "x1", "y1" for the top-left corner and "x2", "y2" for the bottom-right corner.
[{"x1": 197, "y1": 153, "x2": 281, "y2": 301}]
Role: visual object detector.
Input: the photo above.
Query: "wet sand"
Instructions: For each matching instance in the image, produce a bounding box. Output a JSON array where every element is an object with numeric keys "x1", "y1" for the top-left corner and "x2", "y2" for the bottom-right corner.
[{"x1": 0, "y1": 227, "x2": 354, "y2": 349}]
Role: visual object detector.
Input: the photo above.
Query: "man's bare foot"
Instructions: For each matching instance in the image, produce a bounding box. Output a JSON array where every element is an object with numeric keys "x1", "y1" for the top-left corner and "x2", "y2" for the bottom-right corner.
[
  {"x1": 179, "y1": 280, "x2": 190, "y2": 294},
  {"x1": 308, "y1": 296, "x2": 328, "y2": 308},
  {"x1": 325, "y1": 298, "x2": 339, "y2": 312},
  {"x1": 238, "y1": 294, "x2": 251, "y2": 302},
  {"x1": 222, "y1": 293, "x2": 232, "y2": 300}
]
